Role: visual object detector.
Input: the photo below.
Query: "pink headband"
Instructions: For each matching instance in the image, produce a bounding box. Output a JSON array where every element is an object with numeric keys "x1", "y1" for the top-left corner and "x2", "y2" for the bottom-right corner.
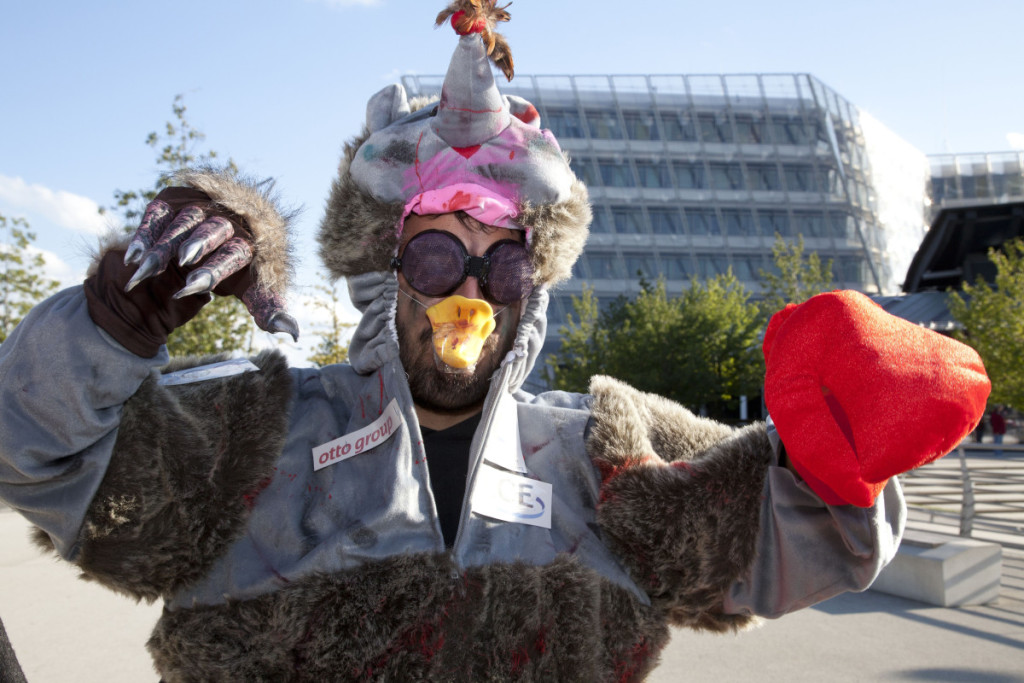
[{"x1": 399, "y1": 183, "x2": 530, "y2": 245}]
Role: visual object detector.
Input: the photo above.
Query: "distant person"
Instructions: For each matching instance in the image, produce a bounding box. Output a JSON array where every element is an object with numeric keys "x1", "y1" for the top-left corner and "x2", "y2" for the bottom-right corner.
[{"x1": 991, "y1": 407, "x2": 1007, "y2": 455}]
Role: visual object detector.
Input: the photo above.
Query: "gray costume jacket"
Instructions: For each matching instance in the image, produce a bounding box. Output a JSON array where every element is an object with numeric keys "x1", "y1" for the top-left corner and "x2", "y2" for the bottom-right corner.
[{"x1": 0, "y1": 268, "x2": 904, "y2": 681}]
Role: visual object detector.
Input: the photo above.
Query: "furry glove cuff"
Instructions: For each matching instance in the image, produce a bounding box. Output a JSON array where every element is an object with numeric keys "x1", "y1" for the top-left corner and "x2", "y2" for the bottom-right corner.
[
  {"x1": 762, "y1": 290, "x2": 990, "y2": 507},
  {"x1": 84, "y1": 247, "x2": 208, "y2": 357}
]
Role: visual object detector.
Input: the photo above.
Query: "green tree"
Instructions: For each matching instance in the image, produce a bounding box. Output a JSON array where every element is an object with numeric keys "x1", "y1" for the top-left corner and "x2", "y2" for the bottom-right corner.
[
  {"x1": 949, "y1": 238, "x2": 1024, "y2": 410},
  {"x1": 758, "y1": 233, "x2": 834, "y2": 318},
  {"x1": 0, "y1": 214, "x2": 60, "y2": 343},
  {"x1": 104, "y1": 94, "x2": 251, "y2": 357},
  {"x1": 307, "y1": 282, "x2": 355, "y2": 367},
  {"x1": 547, "y1": 274, "x2": 764, "y2": 420}
]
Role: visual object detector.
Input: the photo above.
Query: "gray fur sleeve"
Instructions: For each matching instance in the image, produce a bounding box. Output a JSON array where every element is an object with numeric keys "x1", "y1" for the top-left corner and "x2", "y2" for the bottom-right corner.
[
  {"x1": 586, "y1": 377, "x2": 904, "y2": 631},
  {"x1": 586, "y1": 376, "x2": 770, "y2": 632},
  {"x1": 723, "y1": 425, "x2": 905, "y2": 619},
  {"x1": 32, "y1": 350, "x2": 294, "y2": 602}
]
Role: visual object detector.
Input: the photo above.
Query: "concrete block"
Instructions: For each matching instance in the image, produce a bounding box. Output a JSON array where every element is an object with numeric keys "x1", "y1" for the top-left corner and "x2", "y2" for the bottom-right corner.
[{"x1": 870, "y1": 529, "x2": 1002, "y2": 606}]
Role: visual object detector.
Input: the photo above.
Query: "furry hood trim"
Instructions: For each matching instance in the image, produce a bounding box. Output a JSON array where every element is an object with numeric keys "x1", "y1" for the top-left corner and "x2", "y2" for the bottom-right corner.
[{"x1": 173, "y1": 166, "x2": 298, "y2": 296}]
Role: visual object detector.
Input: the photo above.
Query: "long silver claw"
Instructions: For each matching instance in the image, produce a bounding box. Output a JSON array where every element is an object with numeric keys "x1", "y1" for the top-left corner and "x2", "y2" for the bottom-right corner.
[
  {"x1": 178, "y1": 216, "x2": 235, "y2": 267},
  {"x1": 173, "y1": 270, "x2": 215, "y2": 299},
  {"x1": 125, "y1": 199, "x2": 174, "y2": 266},
  {"x1": 177, "y1": 239, "x2": 206, "y2": 268},
  {"x1": 267, "y1": 311, "x2": 300, "y2": 342},
  {"x1": 124, "y1": 239, "x2": 147, "y2": 266},
  {"x1": 125, "y1": 253, "x2": 161, "y2": 292}
]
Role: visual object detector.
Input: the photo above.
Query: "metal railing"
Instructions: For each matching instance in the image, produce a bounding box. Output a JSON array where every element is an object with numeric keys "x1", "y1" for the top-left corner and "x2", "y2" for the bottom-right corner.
[{"x1": 900, "y1": 442, "x2": 1024, "y2": 549}]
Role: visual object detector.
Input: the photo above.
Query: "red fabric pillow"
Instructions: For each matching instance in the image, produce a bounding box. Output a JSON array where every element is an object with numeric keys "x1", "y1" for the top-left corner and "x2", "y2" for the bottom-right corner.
[{"x1": 763, "y1": 290, "x2": 990, "y2": 507}]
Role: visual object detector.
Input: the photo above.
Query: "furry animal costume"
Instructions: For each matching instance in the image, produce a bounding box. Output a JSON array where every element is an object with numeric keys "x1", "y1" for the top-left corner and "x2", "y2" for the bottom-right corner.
[{"x1": 0, "y1": 2, "x2": 987, "y2": 681}]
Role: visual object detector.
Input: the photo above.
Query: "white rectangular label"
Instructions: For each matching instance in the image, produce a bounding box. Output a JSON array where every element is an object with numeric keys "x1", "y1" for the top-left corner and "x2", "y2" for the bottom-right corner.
[
  {"x1": 484, "y1": 392, "x2": 528, "y2": 473},
  {"x1": 470, "y1": 464, "x2": 552, "y2": 529},
  {"x1": 312, "y1": 398, "x2": 402, "y2": 471},
  {"x1": 158, "y1": 358, "x2": 260, "y2": 386}
]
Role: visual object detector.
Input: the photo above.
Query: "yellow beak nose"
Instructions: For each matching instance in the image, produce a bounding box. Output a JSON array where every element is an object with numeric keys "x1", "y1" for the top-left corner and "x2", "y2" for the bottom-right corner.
[{"x1": 425, "y1": 295, "x2": 497, "y2": 369}]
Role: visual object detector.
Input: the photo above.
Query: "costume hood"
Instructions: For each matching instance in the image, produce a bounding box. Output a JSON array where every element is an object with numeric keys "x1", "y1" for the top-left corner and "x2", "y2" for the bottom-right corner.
[{"x1": 317, "y1": 0, "x2": 591, "y2": 290}]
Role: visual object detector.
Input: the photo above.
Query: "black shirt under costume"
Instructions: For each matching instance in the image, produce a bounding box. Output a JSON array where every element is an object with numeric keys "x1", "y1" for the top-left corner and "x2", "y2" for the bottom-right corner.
[{"x1": 421, "y1": 413, "x2": 481, "y2": 547}]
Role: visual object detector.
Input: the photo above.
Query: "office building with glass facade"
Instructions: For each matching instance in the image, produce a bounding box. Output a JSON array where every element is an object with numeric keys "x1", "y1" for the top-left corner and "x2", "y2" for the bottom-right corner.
[
  {"x1": 401, "y1": 73, "x2": 935, "y2": 388},
  {"x1": 929, "y1": 151, "x2": 1024, "y2": 215}
]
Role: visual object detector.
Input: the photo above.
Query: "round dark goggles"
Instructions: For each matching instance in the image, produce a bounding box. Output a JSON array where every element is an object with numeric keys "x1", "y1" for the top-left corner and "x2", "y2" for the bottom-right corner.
[{"x1": 391, "y1": 229, "x2": 535, "y2": 305}]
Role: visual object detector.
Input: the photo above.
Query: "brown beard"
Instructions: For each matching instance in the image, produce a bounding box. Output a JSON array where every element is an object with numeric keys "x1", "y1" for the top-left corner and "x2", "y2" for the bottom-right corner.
[{"x1": 399, "y1": 304, "x2": 520, "y2": 413}]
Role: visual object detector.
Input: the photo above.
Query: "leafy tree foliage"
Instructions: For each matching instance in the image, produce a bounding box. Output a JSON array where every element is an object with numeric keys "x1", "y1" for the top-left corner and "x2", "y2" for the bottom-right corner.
[
  {"x1": 104, "y1": 94, "x2": 251, "y2": 357},
  {"x1": 949, "y1": 238, "x2": 1024, "y2": 410},
  {"x1": 0, "y1": 214, "x2": 60, "y2": 343},
  {"x1": 758, "y1": 233, "x2": 834, "y2": 317},
  {"x1": 547, "y1": 274, "x2": 764, "y2": 420},
  {"x1": 307, "y1": 282, "x2": 355, "y2": 367}
]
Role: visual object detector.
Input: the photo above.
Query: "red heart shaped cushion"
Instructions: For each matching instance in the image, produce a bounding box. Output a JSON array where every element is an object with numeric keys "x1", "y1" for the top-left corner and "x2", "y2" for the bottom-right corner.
[{"x1": 763, "y1": 290, "x2": 990, "y2": 507}]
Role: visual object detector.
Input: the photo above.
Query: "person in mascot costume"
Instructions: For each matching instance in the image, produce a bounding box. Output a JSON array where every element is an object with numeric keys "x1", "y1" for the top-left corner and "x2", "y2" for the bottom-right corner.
[{"x1": 0, "y1": 2, "x2": 990, "y2": 681}]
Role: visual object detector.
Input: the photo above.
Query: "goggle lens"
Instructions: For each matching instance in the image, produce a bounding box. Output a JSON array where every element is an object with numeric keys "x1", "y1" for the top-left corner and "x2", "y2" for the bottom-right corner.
[{"x1": 393, "y1": 230, "x2": 534, "y2": 305}]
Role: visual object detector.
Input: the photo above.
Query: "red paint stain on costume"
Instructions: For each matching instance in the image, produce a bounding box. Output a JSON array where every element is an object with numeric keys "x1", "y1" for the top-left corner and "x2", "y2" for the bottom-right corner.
[
  {"x1": 452, "y1": 145, "x2": 481, "y2": 159},
  {"x1": 512, "y1": 104, "x2": 539, "y2": 124},
  {"x1": 242, "y1": 475, "x2": 274, "y2": 510},
  {"x1": 362, "y1": 620, "x2": 445, "y2": 678},
  {"x1": 614, "y1": 638, "x2": 652, "y2": 683}
]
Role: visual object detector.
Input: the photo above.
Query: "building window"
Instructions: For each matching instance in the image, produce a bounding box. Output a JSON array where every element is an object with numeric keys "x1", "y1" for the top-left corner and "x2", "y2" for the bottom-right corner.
[
  {"x1": 697, "y1": 112, "x2": 734, "y2": 143},
  {"x1": 663, "y1": 253, "x2": 694, "y2": 280},
  {"x1": 1005, "y1": 172, "x2": 1024, "y2": 197},
  {"x1": 585, "y1": 110, "x2": 624, "y2": 140},
  {"x1": 758, "y1": 210, "x2": 791, "y2": 237},
  {"x1": 819, "y1": 167, "x2": 842, "y2": 196},
  {"x1": 623, "y1": 252, "x2": 658, "y2": 279},
  {"x1": 960, "y1": 175, "x2": 979, "y2": 198},
  {"x1": 569, "y1": 157, "x2": 599, "y2": 187},
  {"x1": 635, "y1": 161, "x2": 672, "y2": 188},
  {"x1": 589, "y1": 206, "x2": 612, "y2": 234},
  {"x1": 695, "y1": 253, "x2": 729, "y2": 278},
  {"x1": 623, "y1": 111, "x2": 660, "y2": 141},
  {"x1": 659, "y1": 110, "x2": 698, "y2": 142},
  {"x1": 784, "y1": 164, "x2": 817, "y2": 192},
  {"x1": 544, "y1": 107, "x2": 584, "y2": 139},
  {"x1": 793, "y1": 212, "x2": 830, "y2": 238},
  {"x1": 770, "y1": 116, "x2": 810, "y2": 145},
  {"x1": 829, "y1": 212, "x2": 857, "y2": 239},
  {"x1": 930, "y1": 177, "x2": 950, "y2": 203},
  {"x1": 685, "y1": 209, "x2": 721, "y2": 235},
  {"x1": 585, "y1": 253, "x2": 626, "y2": 279},
  {"x1": 747, "y1": 163, "x2": 781, "y2": 191},
  {"x1": 710, "y1": 163, "x2": 744, "y2": 191},
  {"x1": 731, "y1": 255, "x2": 763, "y2": 281},
  {"x1": 722, "y1": 209, "x2": 757, "y2": 237},
  {"x1": 672, "y1": 162, "x2": 707, "y2": 189},
  {"x1": 649, "y1": 207, "x2": 684, "y2": 235},
  {"x1": 734, "y1": 114, "x2": 766, "y2": 144},
  {"x1": 838, "y1": 255, "x2": 867, "y2": 283},
  {"x1": 611, "y1": 207, "x2": 645, "y2": 234},
  {"x1": 597, "y1": 159, "x2": 636, "y2": 187}
]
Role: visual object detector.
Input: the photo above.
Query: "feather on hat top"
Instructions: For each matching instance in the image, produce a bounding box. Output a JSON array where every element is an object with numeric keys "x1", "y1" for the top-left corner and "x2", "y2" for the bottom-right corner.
[{"x1": 318, "y1": 1, "x2": 591, "y2": 289}]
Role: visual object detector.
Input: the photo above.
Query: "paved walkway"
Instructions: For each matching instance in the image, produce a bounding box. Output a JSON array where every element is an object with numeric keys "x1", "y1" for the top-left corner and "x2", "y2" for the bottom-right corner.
[
  {"x1": 3, "y1": 507, "x2": 1023, "y2": 682},
  {"x1": 651, "y1": 549, "x2": 1024, "y2": 682}
]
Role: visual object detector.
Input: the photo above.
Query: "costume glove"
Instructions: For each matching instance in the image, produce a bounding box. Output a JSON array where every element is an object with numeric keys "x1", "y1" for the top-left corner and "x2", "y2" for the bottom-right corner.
[
  {"x1": 762, "y1": 290, "x2": 990, "y2": 507},
  {"x1": 85, "y1": 187, "x2": 298, "y2": 357}
]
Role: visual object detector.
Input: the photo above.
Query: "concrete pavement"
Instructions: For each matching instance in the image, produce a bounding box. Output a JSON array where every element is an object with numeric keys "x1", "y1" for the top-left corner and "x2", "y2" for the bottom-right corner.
[
  {"x1": 650, "y1": 548, "x2": 1024, "y2": 682},
  {"x1": 2, "y1": 507, "x2": 1023, "y2": 682}
]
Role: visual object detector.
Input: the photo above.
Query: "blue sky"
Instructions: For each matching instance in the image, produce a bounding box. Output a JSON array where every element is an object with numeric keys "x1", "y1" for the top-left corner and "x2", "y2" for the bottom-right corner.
[{"x1": 2, "y1": 0, "x2": 1022, "y2": 359}]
